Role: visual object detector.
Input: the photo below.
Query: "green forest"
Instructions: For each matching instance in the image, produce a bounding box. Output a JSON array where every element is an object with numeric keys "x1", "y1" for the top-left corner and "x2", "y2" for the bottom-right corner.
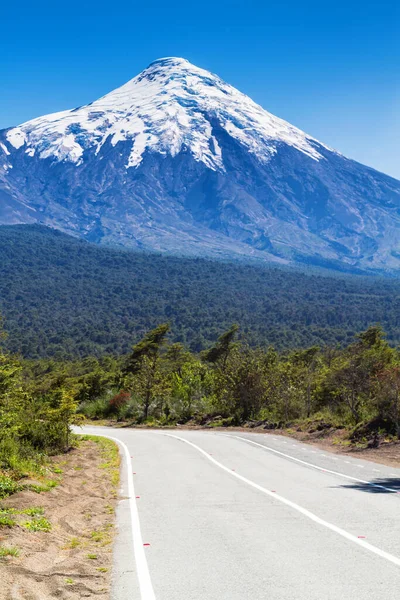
[
  {"x1": 2, "y1": 224, "x2": 400, "y2": 496},
  {"x1": 2, "y1": 225, "x2": 400, "y2": 359}
]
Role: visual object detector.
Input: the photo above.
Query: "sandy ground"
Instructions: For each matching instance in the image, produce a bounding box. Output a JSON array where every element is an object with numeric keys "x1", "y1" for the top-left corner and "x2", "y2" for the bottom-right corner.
[{"x1": 0, "y1": 439, "x2": 118, "y2": 599}]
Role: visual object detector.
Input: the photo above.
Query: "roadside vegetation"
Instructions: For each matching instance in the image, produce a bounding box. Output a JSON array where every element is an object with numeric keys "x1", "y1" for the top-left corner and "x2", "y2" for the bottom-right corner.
[
  {"x1": 2, "y1": 314, "x2": 400, "y2": 498},
  {"x1": 0, "y1": 321, "x2": 83, "y2": 499},
  {"x1": 16, "y1": 321, "x2": 400, "y2": 446}
]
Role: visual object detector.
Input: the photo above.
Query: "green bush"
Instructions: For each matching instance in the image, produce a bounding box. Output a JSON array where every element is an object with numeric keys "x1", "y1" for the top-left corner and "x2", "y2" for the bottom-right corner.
[{"x1": 0, "y1": 475, "x2": 19, "y2": 499}]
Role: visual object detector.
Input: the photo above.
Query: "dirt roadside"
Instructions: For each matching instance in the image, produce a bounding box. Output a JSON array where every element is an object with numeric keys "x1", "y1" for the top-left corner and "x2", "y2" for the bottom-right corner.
[{"x1": 0, "y1": 437, "x2": 119, "y2": 600}]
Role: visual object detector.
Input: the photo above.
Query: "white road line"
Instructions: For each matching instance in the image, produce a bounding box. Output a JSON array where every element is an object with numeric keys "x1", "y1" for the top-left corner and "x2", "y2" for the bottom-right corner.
[
  {"x1": 100, "y1": 434, "x2": 156, "y2": 600},
  {"x1": 163, "y1": 433, "x2": 400, "y2": 568},
  {"x1": 225, "y1": 435, "x2": 400, "y2": 494}
]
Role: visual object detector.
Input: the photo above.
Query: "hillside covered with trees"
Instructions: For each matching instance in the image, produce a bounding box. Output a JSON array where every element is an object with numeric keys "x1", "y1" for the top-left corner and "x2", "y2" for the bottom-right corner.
[{"x1": 2, "y1": 225, "x2": 400, "y2": 359}]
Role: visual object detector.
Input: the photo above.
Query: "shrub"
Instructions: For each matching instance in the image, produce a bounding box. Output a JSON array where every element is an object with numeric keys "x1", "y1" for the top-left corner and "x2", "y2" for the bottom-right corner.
[
  {"x1": 23, "y1": 517, "x2": 51, "y2": 532},
  {"x1": 0, "y1": 475, "x2": 19, "y2": 499},
  {"x1": 109, "y1": 390, "x2": 130, "y2": 413},
  {"x1": 0, "y1": 515, "x2": 16, "y2": 527}
]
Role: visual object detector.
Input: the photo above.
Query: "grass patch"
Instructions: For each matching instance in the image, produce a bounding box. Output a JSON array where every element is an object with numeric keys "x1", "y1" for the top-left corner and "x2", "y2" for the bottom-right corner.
[
  {"x1": 0, "y1": 507, "x2": 19, "y2": 514},
  {"x1": 0, "y1": 546, "x2": 20, "y2": 558},
  {"x1": 63, "y1": 537, "x2": 81, "y2": 549},
  {"x1": 77, "y1": 435, "x2": 120, "y2": 491},
  {"x1": 0, "y1": 475, "x2": 20, "y2": 499},
  {"x1": 0, "y1": 506, "x2": 44, "y2": 516},
  {"x1": 90, "y1": 527, "x2": 112, "y2": 546},
  {"x1": 97, "y1": 567, "x2": 108, "y2": 572},
  {"x1": 87, "y1": 553, "x2": 97, "y2": 560},
  {"x1": 25, "y1": 479, "x2": 58, "y2": 493},
  {"x1": 0, "y1": 515, "x2": 16, "y2": 527},
  {"x1": 65, "y1": 578, "x2": 74, "y2": 584},
  {"x1": 22, "y1": 507, "x2": 45, "y2": 516},
  {"x1": 23, "y1": 517, "x2": 52, "y2": 532}
]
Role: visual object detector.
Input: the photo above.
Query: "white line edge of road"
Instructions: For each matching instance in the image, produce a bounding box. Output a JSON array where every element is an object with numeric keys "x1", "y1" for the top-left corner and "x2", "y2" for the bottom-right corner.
[
  {"x1": 222, "y1": 434, "x2": 400, "y2": 494},
  {"x1": 162, "y1": 433, "x2": 400, "y2": 568},
  {"x1": 98, "y1": 434, "x2": 156, "y2": 600}
]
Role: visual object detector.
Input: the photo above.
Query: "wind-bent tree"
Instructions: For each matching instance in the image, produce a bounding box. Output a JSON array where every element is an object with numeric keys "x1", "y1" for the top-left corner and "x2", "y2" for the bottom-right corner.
[
  {"x1": 124, "y1": 323, "x2": 170, "y2": 418},
  {"x1": 203, "y1": 324, "x2": 239, "y2": 370}
]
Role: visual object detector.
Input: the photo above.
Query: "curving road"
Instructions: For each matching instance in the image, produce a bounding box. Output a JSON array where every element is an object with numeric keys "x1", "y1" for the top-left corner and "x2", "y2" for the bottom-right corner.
[{"x1": 79, "y1": 426, "x2": 400, "y2": 600}]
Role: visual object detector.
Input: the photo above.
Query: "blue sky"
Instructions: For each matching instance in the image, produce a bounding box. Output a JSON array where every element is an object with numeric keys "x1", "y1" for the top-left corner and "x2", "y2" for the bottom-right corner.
[{"x1": 2, "y1": 0, "x2": 399, "y2": 178}]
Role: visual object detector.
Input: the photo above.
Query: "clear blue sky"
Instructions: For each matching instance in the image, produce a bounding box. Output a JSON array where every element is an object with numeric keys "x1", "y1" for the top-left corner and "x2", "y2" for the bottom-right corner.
[{"x1": 2, "y1": 0, "x2": 399, "y2": 178}]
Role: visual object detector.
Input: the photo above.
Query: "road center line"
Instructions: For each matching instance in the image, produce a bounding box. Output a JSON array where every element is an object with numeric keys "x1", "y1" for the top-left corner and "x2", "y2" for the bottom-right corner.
[
  {"x1": 100, "y1": 434, "x2": 156, "y2": 600},
  {"x1": 163, "y1": 433, "x2": 400, "y2": 568},
  {"x1": 224, "y1": 435, "x2": 399, "y2": 494}
]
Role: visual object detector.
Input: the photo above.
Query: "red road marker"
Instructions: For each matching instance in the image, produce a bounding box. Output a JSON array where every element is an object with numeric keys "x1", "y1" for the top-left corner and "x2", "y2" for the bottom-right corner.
[
  {"x1": 136, "y1": 496, "x2": 140, "y2": 499},
  {"x1": 271, "y1": 490, "x2": 276, "y2": 493},
  {"x1": 133, "y1": 472, "x2": 137, "y2": 474},
  {"x1": 143, "y1": 543, "x2": 150, "y2": 546},
  {"x1": 358, "y1": 536, "x2": 366, "y2": 539}
]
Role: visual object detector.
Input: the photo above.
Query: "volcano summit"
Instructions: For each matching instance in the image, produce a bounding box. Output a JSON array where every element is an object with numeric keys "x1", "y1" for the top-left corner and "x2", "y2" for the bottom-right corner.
[{"x1": 1, "y1": 57, "x2": 400, "y2": 270}]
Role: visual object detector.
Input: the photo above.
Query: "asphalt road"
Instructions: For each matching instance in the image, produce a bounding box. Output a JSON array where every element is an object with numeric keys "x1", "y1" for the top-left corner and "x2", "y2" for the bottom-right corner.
[{"x1": 79, "y1": 427, "x2": 400, "y2": 599}]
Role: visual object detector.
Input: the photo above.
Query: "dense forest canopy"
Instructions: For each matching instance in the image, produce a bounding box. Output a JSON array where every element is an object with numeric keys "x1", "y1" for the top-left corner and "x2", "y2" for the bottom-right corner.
[{"x1": 1, "y1": 225, "x2": 400, "y2": 360}]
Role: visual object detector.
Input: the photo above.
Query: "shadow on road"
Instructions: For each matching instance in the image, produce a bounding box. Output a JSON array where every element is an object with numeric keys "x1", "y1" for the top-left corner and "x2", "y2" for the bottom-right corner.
[{"x1": 337, "y1": 478, "x2": 400, "y2": 494}]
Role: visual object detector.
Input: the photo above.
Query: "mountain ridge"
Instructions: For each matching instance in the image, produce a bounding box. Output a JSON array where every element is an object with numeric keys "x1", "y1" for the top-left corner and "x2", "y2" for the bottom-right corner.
[{"x1": 1, "y1": 57, "x2": 400, "y2": 271}]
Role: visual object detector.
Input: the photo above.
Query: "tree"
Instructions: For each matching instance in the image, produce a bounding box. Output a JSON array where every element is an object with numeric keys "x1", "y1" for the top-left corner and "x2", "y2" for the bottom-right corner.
[
  {"x1": 374, "y1": 366, "x2": 400, "y2": 438},
  {"x1": 290, "y1": 346, "x2": 320, "y2": 417},
  {"x1": 171, "y1": 361, "x2": 207, "y2": 420},
  {"x1": 0, "y1": 350, "x2": 25, "y2": 461},
  {"x1": 165, "y1": 343, "x2": 193, "y2": 377},
  {"x1": 326, "y1": 326, "x2": 394, "y2": 424},
  {"x1": 124, "y1": 324, "x2": 170, "y2": 418},
  {"x1": 203, "y1": 324, "x2": 239, "y2": 370},
  {"x1": 124, "y1": 324, "x2": 170, "y2": 375},
  {"x1": 54, "y1": 389, "x2": 83, "y2": 450},
  {"x1": 224, "y1": 347, "x2": 267, "y2": 421}
]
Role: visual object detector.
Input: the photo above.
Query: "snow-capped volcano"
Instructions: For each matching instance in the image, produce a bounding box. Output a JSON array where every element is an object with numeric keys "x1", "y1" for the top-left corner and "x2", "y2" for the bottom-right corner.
[
  {"x1": 6, "y1": 57, "x2": 327, "y2": 170},
  {"x1": 1, "y1": 58, "x2": 400, "y2": 271}
]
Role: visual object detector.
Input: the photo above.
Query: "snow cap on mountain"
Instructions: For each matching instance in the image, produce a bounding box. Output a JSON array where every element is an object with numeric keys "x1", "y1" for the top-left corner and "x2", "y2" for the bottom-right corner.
[{"x1": 5, "y1": 57, "x2": 330, "y2": 170}]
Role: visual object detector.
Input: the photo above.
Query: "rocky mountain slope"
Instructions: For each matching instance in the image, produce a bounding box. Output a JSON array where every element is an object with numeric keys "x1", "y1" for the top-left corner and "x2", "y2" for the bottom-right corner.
[{"x1": 1, "y1": 57, "x2": 400, "y2": 270}]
